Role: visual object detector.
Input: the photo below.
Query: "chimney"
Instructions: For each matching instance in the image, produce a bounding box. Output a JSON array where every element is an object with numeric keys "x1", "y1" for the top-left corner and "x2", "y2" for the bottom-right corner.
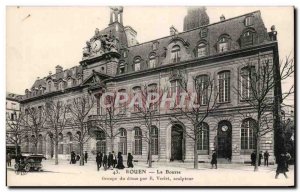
[
  {"x1": 220, "y1": 14, "x2": 225, "y2": 21},
  {"x1": 56, "y1": 65, "x2": 63, "y2": 74},
  {"x1": 170, "y1": 25, "x2": 178, "y2": 36}
]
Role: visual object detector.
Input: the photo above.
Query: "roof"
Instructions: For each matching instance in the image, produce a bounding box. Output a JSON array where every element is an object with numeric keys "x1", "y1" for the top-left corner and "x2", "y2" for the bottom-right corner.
[
  {"x1": 121, "y1": 10, "x2": 269, "y2": 72},
  {"x1": 6, "y1": 92, "x2": 22, "y2": 102}
]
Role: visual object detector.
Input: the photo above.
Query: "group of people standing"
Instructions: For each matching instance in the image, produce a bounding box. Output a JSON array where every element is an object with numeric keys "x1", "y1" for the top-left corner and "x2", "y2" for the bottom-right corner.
[
  {"x1": 250, "y1": 150, "x2": 270, "y2": 166},
  {"x1": 96, "y1": 151, "x2": 134, "y2": 171},
  {"x1": 70, "y1": 151, "x2": 82, "y2": 164}
]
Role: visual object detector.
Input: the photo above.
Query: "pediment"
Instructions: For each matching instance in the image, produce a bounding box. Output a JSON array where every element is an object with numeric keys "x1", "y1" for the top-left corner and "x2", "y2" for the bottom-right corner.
[{"x1": 82, "y1": 70, "x2": 111, "y2": 87}]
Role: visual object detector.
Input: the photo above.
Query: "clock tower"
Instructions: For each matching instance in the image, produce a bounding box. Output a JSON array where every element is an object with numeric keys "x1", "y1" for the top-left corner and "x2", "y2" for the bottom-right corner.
[{"x1": 80, "y1": 7, "x2": 129, "y2": 80}]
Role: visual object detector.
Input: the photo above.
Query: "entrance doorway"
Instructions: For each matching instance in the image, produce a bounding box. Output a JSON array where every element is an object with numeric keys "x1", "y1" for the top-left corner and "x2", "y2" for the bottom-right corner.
[
  {"x1": 171, "y1": 124, "x2": 184, "y2": 161},
  {"x1": 217, "y1": 121, "x2": 232, "y2": 161}
]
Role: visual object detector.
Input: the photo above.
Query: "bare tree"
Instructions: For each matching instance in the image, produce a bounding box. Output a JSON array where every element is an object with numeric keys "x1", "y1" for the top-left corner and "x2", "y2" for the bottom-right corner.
[
  {"x1": 68, "y1": 94, "x2": 95, "y2": 166},
  {"x1": 132, "y1": 83, "x2": 165, "y2": 168},
  {"x1": 170, "y1": 69, "x2": 219, "y2": 169},
  {"x1": 233, "y1": 55, "x2": 294, "y2": 171},
  {"x1": 44, "y1": 99, "x2": 69, "y2": 165},
  {"x1": 6, "y1": 112, "x2": 27, "y2": 157},
  {"x1": 22, "y1": 105, "x2": 47, "y2": 154},
  {"x1": 90, "y1": 92, "x2": 124, "y2": 153}
]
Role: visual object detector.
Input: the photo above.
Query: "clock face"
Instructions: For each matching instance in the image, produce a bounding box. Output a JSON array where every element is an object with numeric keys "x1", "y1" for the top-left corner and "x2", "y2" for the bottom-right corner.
[
  {"x1": 221, "y1": 125, "x2": 228, "y2": 132},
  {"x1": 92, "y1": 40, "x2": 101, "y2": 52}
]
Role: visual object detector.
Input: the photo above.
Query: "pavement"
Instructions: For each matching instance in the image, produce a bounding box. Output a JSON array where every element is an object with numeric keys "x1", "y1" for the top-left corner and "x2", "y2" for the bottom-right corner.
[{"x1": 6, "y1": 159, "x2": 295, "y2": 187}]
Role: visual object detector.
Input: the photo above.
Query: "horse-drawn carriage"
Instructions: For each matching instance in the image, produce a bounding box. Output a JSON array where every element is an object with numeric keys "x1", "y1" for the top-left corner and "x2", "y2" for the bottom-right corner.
[{"x1": 14, "y1": 154, "x2": 46, "y2": 174}]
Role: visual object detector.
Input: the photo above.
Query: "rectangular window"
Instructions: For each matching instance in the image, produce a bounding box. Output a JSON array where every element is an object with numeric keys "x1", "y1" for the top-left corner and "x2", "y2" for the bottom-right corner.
[
  {"x1": 134, "y1": 62, "x2": 140, "y2": 71},
  {"x1": 149, "y1": 59, "x2": 156, "y2": 68},
  {"x1": 219, "y1": 42, "x2": 228, "y2": 53},
  {"x1": 197, "y1": 47, "x2": 207, "y2": 58},
  {"x1": 218, "y1": 72, "x2": 230, "y2": 103}
]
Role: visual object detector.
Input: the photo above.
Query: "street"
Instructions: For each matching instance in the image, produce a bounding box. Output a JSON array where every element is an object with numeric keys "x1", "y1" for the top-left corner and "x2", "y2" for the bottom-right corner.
[{"x1": 7, "y1": 159, "x2": 294, "y2": 186}]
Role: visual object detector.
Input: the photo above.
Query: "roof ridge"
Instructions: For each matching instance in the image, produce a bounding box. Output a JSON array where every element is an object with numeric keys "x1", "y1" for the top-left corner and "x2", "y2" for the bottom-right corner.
[{"x1": 128, "y1": 10, "x2": 261, "y2": 49}]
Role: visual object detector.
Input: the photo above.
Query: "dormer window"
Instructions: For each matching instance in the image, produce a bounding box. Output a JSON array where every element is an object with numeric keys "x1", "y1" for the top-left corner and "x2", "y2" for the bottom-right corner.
[
  {"x1": 152, "y1": 42, "x2": 158, "y2": 50},
  {"x1": 48, "y1": 81, "x2": 52, "y2": 92},
  {"x1": 217, "y1": 35, "x2": 231, "y2": 53},
  {"x1": 67, "y1": 78, "x2": 72, "y2": 87},
  {"x1": 171, "y1": 45, "x2": 181, "y2": 63},
  {"x1": 58, "y1": 81, "x2": 64, "y2": 91},
  {"x1": 241, "y1": 29, "x2": 257, "y2": 47},
  {"x1": 149, "y1": 54, "x2": 156, "y2": 68},
  {"x1": 133, "y1": 57, "x2": 141, "y2": 71},
  {"x1": 245, "y1": 16, "x2": 254, "y2": 26},
  {"x1": 119, "y1": 62, "x2": 125, "y2": 74},
  {"x1": 123, "y1": 50, "x2": 128, "y2": 58},
  {"x1": 200, "y1": 28, "x2": 208, "y2": 38},
  {"x1": 197, "y1": 42, "x2": 207, "y2": 58}
]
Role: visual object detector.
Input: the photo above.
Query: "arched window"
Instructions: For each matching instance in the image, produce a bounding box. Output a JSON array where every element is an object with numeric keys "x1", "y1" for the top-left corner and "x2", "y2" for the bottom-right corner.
[
  {"x1": 217, "y1": 35, "x2": 231, "y2": 53},
  {"x1": 67, "y1": 78, "x2": 72, "y2": 87},
  {"x1": 118, "y1": 128, "x2": 127, "y2": 155},
  {"x1": 37, "y1": 134, "x2": 43, "y2": 154},
  {"x1": 151, "y1": 126, "x2": 159, "y2": 155},
  {"x1": 149, "y1": 54, "x2": 156, "y2": 68},
  {"x1": 24, "y1": 135, "x2": 29, "y2": 153},
  {"x1": 241, "y1": 29, "x2": 257, "y2": 47},
  {"x1": 133, "y1": 127, "x2": 142, "y2": 155},
  {"x1": 30, "y1": 135, "x2": 35, "y2": 154},
  {"x1": 218, "y1": 71, "x2": 230, "y2": 103},
  {"x1": 119, "y1": 61, "x2": 126, "y2": 74},
  {"x1": 132, "y1": 86, "x2": 141, "y2": 112},
  {"x1": 58, "y1": 81, "x2": 64, "y2": 91},
  {"x1": 241, "y1": 66, "x2": 256, "y2": 100},
  {"x1": 197, "y1": 42, "x2": 207, "y2": 58},
  {"x1": 133, "y1": 57, "x2": 141, "y2": 71},
  {"x1": 241, "y1": 119, "x2": 257, "y2": 151},
  {"x1": 95, "y1": 130, "x2": 106, "y2": 154},
  {"x1": 195, "y1": 75, "x2": 209, "y2": 105},
  {"x1": 171, "y1": 45, "x2": 181, "y2": 63},
  {"x1": 48, "y1": 81, "x2": 52, "y2": 92},
  {"x1": 197, "y1": 122, "x2": 209, "y2": 153},
  {"x1": 58, "y1": 133, "x2": 64, "y2": 154},
  {"x1": 66, "y1": 132, "x2": 73, "y2": 154}
]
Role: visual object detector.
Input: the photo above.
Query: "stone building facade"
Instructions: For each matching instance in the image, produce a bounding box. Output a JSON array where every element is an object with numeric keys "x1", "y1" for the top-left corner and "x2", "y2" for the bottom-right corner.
[{"x1": 18, "y1": 7, "x2": 280, "y2": 164}]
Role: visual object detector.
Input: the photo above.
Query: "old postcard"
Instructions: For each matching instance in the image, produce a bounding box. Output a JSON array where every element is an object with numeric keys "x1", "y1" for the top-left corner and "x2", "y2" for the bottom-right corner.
[{"x1": 6, "y1": 6, "x2": 295, "y2": 187}]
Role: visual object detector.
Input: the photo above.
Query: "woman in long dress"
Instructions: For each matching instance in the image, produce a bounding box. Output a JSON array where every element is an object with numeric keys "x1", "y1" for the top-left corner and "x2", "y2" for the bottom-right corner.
[{"x1": 116, "y1": 152, "x2": 125, "y2": 169}]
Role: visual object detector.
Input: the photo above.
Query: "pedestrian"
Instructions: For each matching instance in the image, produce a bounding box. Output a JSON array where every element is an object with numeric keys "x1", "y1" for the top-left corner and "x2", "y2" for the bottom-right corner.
[
  {"x1": 76, "y1": 154, "x2": 80, "y2": 164},
  {"x1": 96, "y1": 152, "x2": 102, "y2": 171},
  {"x1": 127, "y1": 153, "x2": 134, "y2": 168},
  {"x1": 116, "y1": 152, "x2": 125, "y2": 169},
  {"x1": 275, "y1": 153, "x2": 288, "y2": 179},
  {"x1": 264, "y1": 150, "x2": 270, "y2": 166},
  {"x1": 103, "y1": 154, "x2": 108, "y2": 171},
  {"x1": 211, "y1": 150, "x2": 217, "y2": 169},
  {"x1": 84, "y1": 151, "x2": 88, "y2": 163},
  {"x1": 6, "y1": 153, "x2": 12, "y2": 167},
  {"x1": 112, "y1": 151, "x2": 117, "y2": 168},
  {"x1": 108, "y1": 152, "x2": 113, "y2": 168},
  {"x1": 70, "y1": 151, "x2": 76, "y2": 164},
  {"x1": 251, "y1": 151, "x2": 256, "y2": 166},
  {"x1": 258, "y1": 151, "x2": 263, "y2": 166}
]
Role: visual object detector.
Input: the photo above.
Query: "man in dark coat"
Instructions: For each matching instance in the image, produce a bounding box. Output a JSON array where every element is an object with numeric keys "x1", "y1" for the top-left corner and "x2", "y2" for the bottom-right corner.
[
  {"x1": 211, "y1": 151, "x2": 217, "y2": 169},
  {"x1": 264, "y1": 150, "x2": 270, "y2": 166},
  {"x1": 275, "y1": 153, "x2": 288, "y2": 179},
  {"x1": 70, "y1": 151, "x2": 76, "y2": 164},
  {"x1": 84, "y1": 151, "x2": 88, "y2": 163},
  {"x1": 258, "y1": 151, "x2": 263, "y2": 166},
  {"x1": 116, "y1": 152, "x2": 125, "y2": 169},
  {"x1": 112, "y1": 151, "x2": 117, "y2": 168},
  {"x1": 127, "y1": 153, "x2": 134, "y2": 168},
  {"x1": 103, "y1": 154, "x2": 108, "y2": 171},
  {"x1": 108, "y1": 152, "x2": 113, "y2": 168},
  {"x1": 96, "y1": 152, "x2": 102, "y2": 171},
  {"x1": 251, "y1": 151, "x2": 256, "y2": 166}
]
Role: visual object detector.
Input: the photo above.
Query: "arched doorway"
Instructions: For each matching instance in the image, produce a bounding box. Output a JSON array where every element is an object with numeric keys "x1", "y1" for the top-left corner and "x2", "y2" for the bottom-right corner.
[
  {"x1": 94, "y1": 130, "x2": 106, "y2": 154},
  {"x1": 171, "y1": 124, "x2": 185, "y2": 161},
  {"x1": 217, "y1": 120, "x2": 232, "y2": 160}
]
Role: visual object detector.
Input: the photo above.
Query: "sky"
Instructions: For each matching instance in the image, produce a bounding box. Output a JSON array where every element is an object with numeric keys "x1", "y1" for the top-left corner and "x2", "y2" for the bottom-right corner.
[{"x1": 6, "y1": 6, "x2": 294, "y2": 106}]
